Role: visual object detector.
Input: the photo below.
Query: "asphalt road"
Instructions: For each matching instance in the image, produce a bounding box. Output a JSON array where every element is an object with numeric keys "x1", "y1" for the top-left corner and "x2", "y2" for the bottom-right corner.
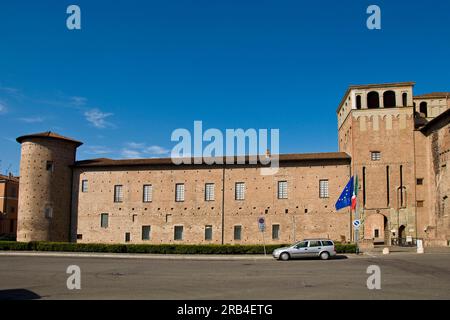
[{"x1": 0, "y1": 253, "x2": 449, "y2": 300}]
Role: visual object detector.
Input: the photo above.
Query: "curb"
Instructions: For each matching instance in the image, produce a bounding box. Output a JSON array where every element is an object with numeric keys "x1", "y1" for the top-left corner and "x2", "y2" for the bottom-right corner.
[
  {"x1": 0, "y1": 251, "x2": 360, "y2": 261},
  {"x1": 0, "y1": 251, "x2": 274, "y2": 261}
]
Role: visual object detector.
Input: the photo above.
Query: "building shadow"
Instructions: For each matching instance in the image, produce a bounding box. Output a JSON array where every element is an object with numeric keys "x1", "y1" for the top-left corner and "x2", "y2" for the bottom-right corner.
[{"x1": 0, "y1": 289, "x2": 41, "y2": 300}]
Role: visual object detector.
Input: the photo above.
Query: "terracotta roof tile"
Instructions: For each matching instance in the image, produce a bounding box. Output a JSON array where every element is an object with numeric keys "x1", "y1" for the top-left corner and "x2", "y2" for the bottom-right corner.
[
  {"x1": 75, "y1": 152, "x2": 351, "y2": 168},
  {"x1": 16, "y1": 131, "x2": 83, "y2": 147}
]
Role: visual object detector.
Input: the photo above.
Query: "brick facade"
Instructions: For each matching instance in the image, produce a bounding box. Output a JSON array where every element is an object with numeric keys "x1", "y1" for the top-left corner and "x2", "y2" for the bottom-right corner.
[{"x1": 15, "y1": 83, "x2": 450, "y2": 246}]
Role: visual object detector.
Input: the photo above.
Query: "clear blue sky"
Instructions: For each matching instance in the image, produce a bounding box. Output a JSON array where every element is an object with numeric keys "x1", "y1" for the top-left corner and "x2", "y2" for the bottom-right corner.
[{"x1": 1, "y1": 0, "x2": 450, "y2": 175}]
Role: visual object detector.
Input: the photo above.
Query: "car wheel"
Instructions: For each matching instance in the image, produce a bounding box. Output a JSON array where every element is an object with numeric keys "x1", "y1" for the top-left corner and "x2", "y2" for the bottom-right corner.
[
  {"x1": 320, "y1": 252, "x2": 330, "y2": 260},
  {"x1": 280, "y1": 252, "x2": 290, "y2": 261}
]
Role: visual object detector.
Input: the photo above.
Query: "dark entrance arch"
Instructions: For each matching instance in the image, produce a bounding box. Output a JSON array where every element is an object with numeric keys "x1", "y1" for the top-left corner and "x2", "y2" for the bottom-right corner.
[
  {"x1": 398, "y1": 225, "x2": 406, "y2": 243},
  {"x1": 367, "y1": 91, "x2": 380, "y2": 109}
]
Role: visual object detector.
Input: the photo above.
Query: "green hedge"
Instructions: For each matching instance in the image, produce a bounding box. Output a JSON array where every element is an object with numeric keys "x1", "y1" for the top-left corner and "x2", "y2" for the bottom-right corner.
[{"x1": 0, "y1": 241, "x2": 357, "y2": 254}]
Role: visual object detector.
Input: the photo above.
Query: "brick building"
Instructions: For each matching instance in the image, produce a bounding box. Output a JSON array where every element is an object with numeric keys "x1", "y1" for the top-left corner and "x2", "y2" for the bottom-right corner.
[
  {"x1": 15, "y1": 82, "x2": 450, "y2": 247},
  {"x1": 0, "y1": 173, "x2": 19, "y2": 238}
]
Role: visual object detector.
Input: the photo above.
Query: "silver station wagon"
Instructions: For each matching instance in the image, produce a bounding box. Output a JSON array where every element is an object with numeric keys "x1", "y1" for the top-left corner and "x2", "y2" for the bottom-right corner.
[{"x1": 273, "y1": 239, "x2": 337, "y2": 261}]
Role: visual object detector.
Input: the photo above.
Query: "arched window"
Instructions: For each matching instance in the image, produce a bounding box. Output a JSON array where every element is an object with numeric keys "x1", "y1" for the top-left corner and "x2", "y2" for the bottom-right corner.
[
  {"x1": 420, "y1": 102, "x2": 428, "y2": 117},
  {"x1": 367, "y1": 91, "x2": 380, "y2": 109},
  {"x1": 383, "y1": 91, "x2": 396, "y2": 108},
  {"x1": 356, "y1": 95, "x2": 362, "y2": 109},
  {"x1": 402, "y1": 93, "x2": 408, "y2": 107}
]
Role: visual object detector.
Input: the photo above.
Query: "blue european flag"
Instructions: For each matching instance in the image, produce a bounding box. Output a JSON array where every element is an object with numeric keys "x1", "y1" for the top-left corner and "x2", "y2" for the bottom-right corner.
[{"x1": 335, "y1": 176, "x2": 354, "y2": 211}]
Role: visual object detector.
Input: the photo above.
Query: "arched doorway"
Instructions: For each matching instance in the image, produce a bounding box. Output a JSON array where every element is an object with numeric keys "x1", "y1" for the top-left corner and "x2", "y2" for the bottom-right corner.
[
  {"x1": 419, "y1": 102, "x2": 428, "y2": 117},
  {"x1": 398, "y1": 225, "x2": 406, "y2": 245},
  {"x1": 356, "y1": 95, "x2": 362, "y2": 109},
  {"x1": 365, "y1": 213, "x2": 389, "y2": 245},
  {"x1": 367, "y1": 91, "x2": 380, "y2": 109},
  {"x1": 383, "y1": 91, "x2": 396, "y2": 108}
]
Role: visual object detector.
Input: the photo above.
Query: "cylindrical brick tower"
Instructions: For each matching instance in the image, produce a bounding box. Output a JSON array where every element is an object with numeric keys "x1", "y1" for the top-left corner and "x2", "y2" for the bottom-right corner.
[{"x1": 16, "y1": 132, "x2": 83, "y2": 242}]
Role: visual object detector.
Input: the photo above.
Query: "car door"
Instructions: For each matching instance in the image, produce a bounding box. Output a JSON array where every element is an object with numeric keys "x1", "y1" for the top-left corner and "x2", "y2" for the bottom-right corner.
[
  {"x1": 291, "y1": 241, "x2": 309, "y2": 258},
  {"x1": 307, "y1": 240, "x2": 323, "y2": 257}
]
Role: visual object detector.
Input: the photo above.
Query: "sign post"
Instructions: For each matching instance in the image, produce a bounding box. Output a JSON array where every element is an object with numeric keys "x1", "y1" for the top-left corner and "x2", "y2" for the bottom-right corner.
[{"x1": 258, "y1": 217, "x2": 267, "y2": 256}]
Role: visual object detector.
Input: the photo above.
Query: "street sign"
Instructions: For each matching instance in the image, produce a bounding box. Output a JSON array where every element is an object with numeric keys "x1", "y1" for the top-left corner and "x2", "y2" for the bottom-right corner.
[
  {"x1": 352, "y1": 219, "x2": 361, "y2": 229},
  {"x1": 258, "y1": 217, "x2": 266, "y2": 231}
]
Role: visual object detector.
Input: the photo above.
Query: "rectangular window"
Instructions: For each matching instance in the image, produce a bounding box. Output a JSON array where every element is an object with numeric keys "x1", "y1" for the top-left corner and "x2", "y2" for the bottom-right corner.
[
  {"x1": 235, "y1": 182, "x2": 245, "y2": 200},
  {"x1": 100, "y1": 213, "x2": 109, "y2": 228},
  {"x1": 142, "y1": 226, "x2": 151, "y2": 240},
  {"x1": 319, "y1": 180, "x2": 329, "y2": 198},
  {"x1": 371, "y1": 151, "x2": 381, "y2": 161},
  {"x1": 174, "y1": 226, "x2": 184, "y2": 240},
  {"x1": 416, "y1": 201, "x2": 424, "y2": 208},
  {"x1": 125, "y1": 232, "x2": 130, "y2": 242},
  {"x1": 417, "y1": 178, "x2": 424, "y2": 185},
  {"x1": 46, "y1": 161, "x2": 54, "y2": 172},
  {"x1": 81, "y1": 180, "x2": 88, "y2": 193},
  {"x1": 114, "y1": 185, "x2": 123, "y2": 203},
  {"x1": 77, "y1": 234, "x2": 83, "y2": 240},
  {"x1": 44, "y1": 207, "x2": 53, "y2": 219},
  {"x1": 205, "y1": 183, "x2": 215, "y2": 201},
  {"x1": 277, "y1": 181, "x2": 288, "y2": 199},
  {"x1": 374, "y1": 229, "x2": 380, "y2": 238},
  {"x1": 143, "y1": 185, "x2": 153, "y2": 202},
  {"x1": 234, "y1": 225, "x2": 242, "y2": 240},
  {"x1": 205, "y1": 225, "x2": 213, "y2": 241},
  {"x1": 175, "y1": 184, "x2": 185, "y2": 202},
  {"x1": 272, "y1": 224, "x2": 280, "y2": 240}
]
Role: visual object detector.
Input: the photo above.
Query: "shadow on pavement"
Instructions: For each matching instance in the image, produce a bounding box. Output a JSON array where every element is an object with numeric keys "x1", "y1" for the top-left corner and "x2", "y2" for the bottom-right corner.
[{"x1": 0, "y1": 289, "x2": 41, "y2": 300}]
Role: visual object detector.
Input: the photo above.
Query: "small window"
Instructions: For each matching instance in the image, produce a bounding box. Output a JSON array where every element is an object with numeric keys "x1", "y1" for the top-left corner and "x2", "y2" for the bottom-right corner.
[
  {"x1": 143, "y1": 185, "x2": 153, "y2": 202},
  {"x1": 417, "y1": 178, "x2": 424, "y2": 185},
  {"x1": 277, "y1": 181, "x2": 288, "y2": 199},
  {"x1": 235, "y1": 182, "x2": 245, "y2": 200},
  {"x1": 374, "y1": 229, "x2": 380, "y2": 238},
  {"x1": 234, "y1": 225, "x2": 242, "y2": 241},
  {"x1": 44, "y1": 207, "x2": 53, "y2": 219},
  {"x1": 309, "y1": 240, "x2": 322, "y2": 247},
  {"x1": 77, "y1": 234, "x2": 83, "y2": 240},
  {"x1": 100, "y1": 213, "x2": 109, "y2": 228},
  {"x1": 272, "y1": 224, "x2": 280, "y2": 240},
  {"x1": 319, "y1": 180, "x2": 329, "y2": 198},
  {"x1": 175, "y1": 184, "x2": 185, "y2": 202},
  {"x1": 81, "y1": 180, "x2": 88, "y2": 193},
  {"x1": 125, "y1": 232, "x2": 131, "y2": 242},
  {"x1": 205, "y1": 225, "x2": 213, "y2": 241},
  {"x1": 142, "y1": 226, "x2": 151, "y2": 240},
  {"x1": 416, "y1": 201, "x2": 424, "y2": 208},
  {"x1": 205, "y1": 183, "x2": 215, "y2": 201},
  {"x1": 46, "y1": 161, "x2": 54, "y2": 172},
  {"x1": 371, "y1": 151, "x2": 381, "y2": 161},
  {"x1": 174, "y1": 226, "x2": 184, "y2": 240},
  {"x1": 114, "y1": 185, "x2": 123, "y2": 203}
]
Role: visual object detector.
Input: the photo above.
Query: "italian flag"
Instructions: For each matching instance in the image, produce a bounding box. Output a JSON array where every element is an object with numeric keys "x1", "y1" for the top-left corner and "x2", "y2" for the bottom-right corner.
[{"x1": 351, "y1": 175, "x2": 358, "y2": 210}]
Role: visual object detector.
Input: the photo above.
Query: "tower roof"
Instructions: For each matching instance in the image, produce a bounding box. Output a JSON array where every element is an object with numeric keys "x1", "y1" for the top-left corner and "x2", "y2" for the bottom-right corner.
[{"x1": 16, "y1": 131, "x2": 83, "y2": 147}]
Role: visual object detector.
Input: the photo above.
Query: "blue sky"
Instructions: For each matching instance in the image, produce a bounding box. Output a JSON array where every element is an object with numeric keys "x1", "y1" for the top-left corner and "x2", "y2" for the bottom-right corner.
[{"x1": 1, "y1": 0, "x2": 450, "y2": 175}]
